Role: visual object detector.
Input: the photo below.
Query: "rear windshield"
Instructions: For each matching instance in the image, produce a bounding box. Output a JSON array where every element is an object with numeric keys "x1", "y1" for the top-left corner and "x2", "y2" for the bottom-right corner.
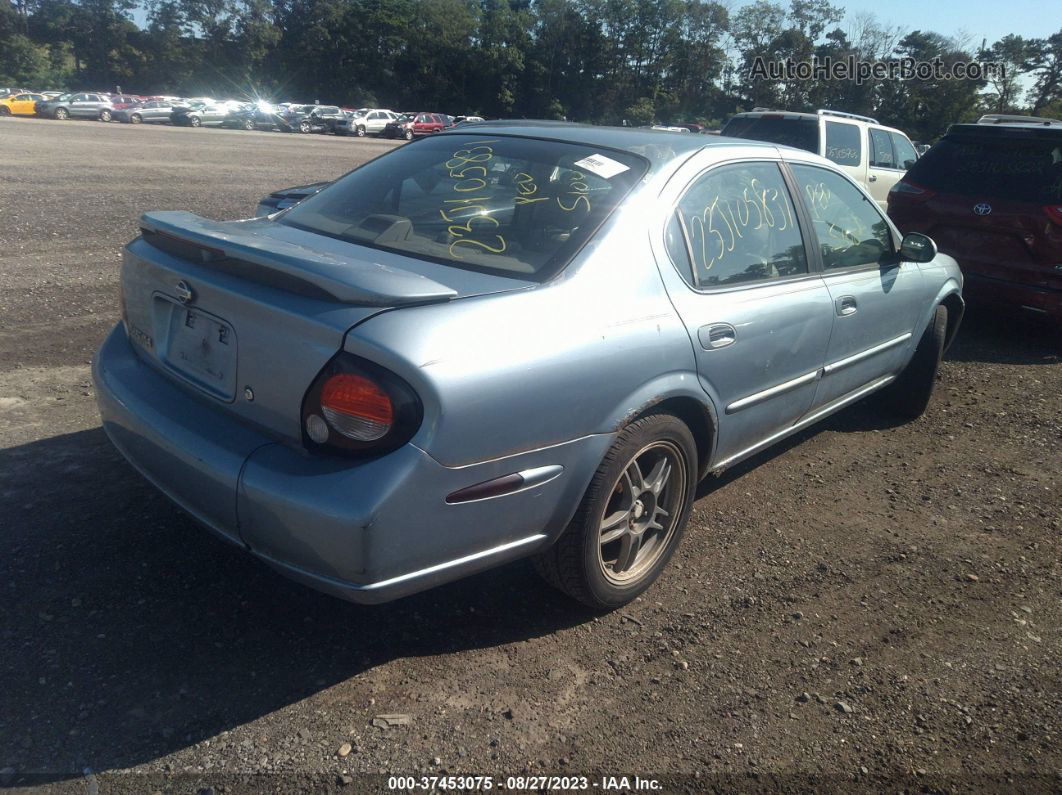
[
  {"x1": 280, "y1": 134, "x2": 647, "y2": 280},
  {"x1": 907, "y1": 134, "x2": 1062, "y2": 203},
  {"x1": 721, "y1": 115, "x2": 819, "y2": 154}
]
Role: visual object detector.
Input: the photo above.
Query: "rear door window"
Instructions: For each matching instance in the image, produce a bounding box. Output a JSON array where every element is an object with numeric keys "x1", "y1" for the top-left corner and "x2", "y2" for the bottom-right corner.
[
  {"x1": 903, "y1": 133, "x2": 1062, "y2": 203},
  {"x1": 824, "y1": 122, "x2": 861, "y2": 166},
  {"x1": 665, "y1": 161, "x2": 809, "y2": 288},
  {"x1": 869, "y1": 128, "x2": 897, "y2": 169},
  {"x1": 890, "y1": 133, "x2": 918, "y2": 170},
  {"x1": 281, "y1": 135, "x2": 647, "y2": 280},
  {"x1": 720, "y1": 115, "x2": 819, "y2": 154}
]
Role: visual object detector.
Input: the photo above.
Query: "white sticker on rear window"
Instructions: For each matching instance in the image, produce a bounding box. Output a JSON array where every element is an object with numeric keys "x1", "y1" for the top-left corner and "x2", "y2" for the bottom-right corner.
[{"x1": 573, "y1": 154, "x2": 630, "y2": 179}]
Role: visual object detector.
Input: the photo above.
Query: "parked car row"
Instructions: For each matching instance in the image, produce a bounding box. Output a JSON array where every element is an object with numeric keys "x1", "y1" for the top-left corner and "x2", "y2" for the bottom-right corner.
[{"x1": 1, "y1": 88, "x2": 484, "y2": 139}]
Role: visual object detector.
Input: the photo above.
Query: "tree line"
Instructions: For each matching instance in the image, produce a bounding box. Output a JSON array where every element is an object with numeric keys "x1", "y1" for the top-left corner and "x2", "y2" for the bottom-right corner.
[{"x1": 2, "y1": 0, "x2": 1061, "y2": 142}]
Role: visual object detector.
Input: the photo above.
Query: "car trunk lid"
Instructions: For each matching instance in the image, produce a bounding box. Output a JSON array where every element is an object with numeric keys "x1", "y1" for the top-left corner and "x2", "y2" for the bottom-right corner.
[{"x1": 122, "y1": 212, "x2": 529, "y2": 444}]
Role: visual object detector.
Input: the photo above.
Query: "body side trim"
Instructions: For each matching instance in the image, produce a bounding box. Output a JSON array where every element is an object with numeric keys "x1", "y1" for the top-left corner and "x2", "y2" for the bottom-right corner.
[
  {"x1": 712, "y1": 375, "x2": 895, "y2": 472},
  {"x1": 822, "y1": 332, "x2": 912, "y2": 375},
  {"x1": 725, "y1": 369, "x2": 820, "y2": 414}
]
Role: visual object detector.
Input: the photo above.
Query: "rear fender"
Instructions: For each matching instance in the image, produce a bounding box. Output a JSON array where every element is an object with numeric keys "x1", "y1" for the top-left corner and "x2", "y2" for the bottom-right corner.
[{"x1": 599, "y1": 373, "x2": 719, "y2": 477}]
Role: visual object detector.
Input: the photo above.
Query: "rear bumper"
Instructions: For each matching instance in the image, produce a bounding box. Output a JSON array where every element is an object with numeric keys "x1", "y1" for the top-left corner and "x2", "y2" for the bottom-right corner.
[
  {"x1": 963, "y1": 272, "x2": 1062, "y2": 322},
  {"x1": 94, "y1": 324, "x2": 609, "y2": 603}
]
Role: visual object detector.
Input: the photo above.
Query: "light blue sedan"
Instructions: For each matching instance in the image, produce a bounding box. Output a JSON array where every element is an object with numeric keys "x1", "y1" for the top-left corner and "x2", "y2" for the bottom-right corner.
[{"x1": 93, "y1": 122, "x2": 963, "y2": 609}]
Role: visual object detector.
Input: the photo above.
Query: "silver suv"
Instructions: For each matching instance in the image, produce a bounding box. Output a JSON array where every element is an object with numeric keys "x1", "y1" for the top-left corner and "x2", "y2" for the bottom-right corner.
[
  {"x1": 339, "y1": 108, "x2": 399, "y2": 137},
  {"x1": 36, "y1": 92, "x2": 114, "y2": 120}
]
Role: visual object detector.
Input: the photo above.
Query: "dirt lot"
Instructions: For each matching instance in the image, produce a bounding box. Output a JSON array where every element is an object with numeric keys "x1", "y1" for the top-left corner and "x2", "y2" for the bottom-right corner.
[{"x1": 0, "y1": 117, "x2": 1059, "y2": 793}]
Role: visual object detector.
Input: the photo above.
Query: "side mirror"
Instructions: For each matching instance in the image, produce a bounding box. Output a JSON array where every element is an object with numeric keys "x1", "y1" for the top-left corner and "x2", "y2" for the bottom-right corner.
[{"x1": 899, "y1": 232, "x2": 937, "y2": 263}]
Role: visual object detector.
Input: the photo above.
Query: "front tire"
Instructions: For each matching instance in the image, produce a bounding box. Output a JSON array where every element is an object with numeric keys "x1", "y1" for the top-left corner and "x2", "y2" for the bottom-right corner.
[
  {"x1": 129, "y1": 113, "x2": 142, "y2": 124},
  {"x1": 189, "y1": 115, "x2": 201, "y2": 127},
  {"x1": 533, "y1": 413, "x2": 697, "y2": 609},
  {"x1": 879, "y1": 305, "x2": 947, "y2": 419},
  {"x1": 404, "y1": 128, "x2": 413, "y2": 140},
  {"x1": 54, "y1": 107, "x2": 69, "y2": 120},
  {"x1": 298, "y1": 120, "x2": 311, "y2": 133},
  {"x1": 243, "y1": 118, "x2": 255, "y2": 130},
  {"x1": 0, "y1": 107, "x2": 10, "y2": 116},
  {"x1": 356, "y1": 124, "x2": 366, "y2": 137},
  {"x1": 99, "y1": 109, "x2": 112, "y2": 122}
]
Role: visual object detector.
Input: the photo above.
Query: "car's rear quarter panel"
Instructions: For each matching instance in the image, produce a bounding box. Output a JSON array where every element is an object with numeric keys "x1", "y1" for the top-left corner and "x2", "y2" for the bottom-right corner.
[{"x1": 344, "y1": 203, "x2": 700, "y2": 469}]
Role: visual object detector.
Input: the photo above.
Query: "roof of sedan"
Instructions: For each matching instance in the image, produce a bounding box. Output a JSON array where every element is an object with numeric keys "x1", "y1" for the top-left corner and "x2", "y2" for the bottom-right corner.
[{"x1": 440, "y1": 120, "x2": 775, "y2": 167}]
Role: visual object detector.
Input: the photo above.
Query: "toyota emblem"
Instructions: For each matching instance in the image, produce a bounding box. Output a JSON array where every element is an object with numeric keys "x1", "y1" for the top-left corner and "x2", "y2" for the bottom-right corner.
[
  {"x1": 175, "y1": 280, "x2": 194, "y2": 303},
  {"x1": 973, "y1": 202, "x2": 992, "y2": 216}
]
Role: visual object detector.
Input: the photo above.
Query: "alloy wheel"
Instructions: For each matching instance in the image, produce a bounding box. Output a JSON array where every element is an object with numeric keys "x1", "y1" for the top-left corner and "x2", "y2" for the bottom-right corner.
[{"x1": 596, "y1": 440, "x2": 687, "y2": 585}]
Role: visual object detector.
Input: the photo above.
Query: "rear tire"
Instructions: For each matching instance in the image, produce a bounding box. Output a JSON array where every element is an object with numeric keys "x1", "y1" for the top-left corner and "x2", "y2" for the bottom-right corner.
[
  {"x1": 404, "y1": 128, "x2": 413, "y2": 140},
  {"x1": 54, "y1": 107, "x2": 69, "y2": 120},
  {"x1": 532, "y1": 413, "x2": 697, "y2": 610},
  {"x1": 99, "y1": 109, "x2": 112, "y2": 122},
  {"x1": 243, "y1": 118, "x2": 254, "y2": 130},
  {"x1": 879, "y1": 305, "x2": 947, "y2": 419},
  {"x1": 0, "y1": 107, "x2": 10, "y2": 116},
  {"x1": 299, "y1": 120, "x2": 311, "y2": 133}
]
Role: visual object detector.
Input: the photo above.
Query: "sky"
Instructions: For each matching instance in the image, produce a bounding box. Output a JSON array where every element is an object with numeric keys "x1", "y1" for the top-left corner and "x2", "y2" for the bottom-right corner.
[{"x1": 838, "y1": 0, "x2": 1055, "y2": 48}]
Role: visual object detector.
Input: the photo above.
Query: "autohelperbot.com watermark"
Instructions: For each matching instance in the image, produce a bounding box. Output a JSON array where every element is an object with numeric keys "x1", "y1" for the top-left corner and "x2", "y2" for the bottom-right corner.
[{"x1": 749, "y1": 55, "x2": 1006, "y2": 84}]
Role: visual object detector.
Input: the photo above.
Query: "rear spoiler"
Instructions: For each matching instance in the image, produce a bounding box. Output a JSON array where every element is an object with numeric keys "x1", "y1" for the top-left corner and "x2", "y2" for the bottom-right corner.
[{"x1": 139, "y1": 211, "x2": 457, "y2": 306}]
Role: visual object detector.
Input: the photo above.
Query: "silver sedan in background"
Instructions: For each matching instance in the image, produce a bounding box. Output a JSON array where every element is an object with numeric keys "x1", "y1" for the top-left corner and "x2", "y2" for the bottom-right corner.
[
  {"x1": 93, "y1": 123, "x2": 963, "y2": 609},
  {"x1": 114, "y1": 98, "x2": 186, "y2": 124}
]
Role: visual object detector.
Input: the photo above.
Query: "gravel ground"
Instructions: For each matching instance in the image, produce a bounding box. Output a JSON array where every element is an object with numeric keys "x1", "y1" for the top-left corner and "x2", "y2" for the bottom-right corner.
[{"x1": 0, "y1": 117, "x2": 1059, "y2": 794}]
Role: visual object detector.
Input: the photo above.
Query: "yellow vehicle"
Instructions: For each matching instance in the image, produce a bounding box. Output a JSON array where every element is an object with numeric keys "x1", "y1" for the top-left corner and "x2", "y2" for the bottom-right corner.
[{"x1": 0, "y1": 93, "x2": 44, "y2": 116}]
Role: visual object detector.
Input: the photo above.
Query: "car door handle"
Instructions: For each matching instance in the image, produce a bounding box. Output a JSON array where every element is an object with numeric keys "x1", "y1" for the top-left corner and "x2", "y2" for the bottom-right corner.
[
  {"x1": 836, "y1": 296, "x2": 858, "y2": 316},
  {"x1": 868, "y1": 174, "x2": 877, "y2": 182},
  {"x1": 698, "y1": 323, "x2": 736, "y2": 350}
]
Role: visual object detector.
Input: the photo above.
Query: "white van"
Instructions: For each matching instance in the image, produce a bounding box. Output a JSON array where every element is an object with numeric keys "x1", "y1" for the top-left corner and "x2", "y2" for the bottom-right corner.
[{"x1": 720, "y1": 109, "x2": 919, "y2": 209}]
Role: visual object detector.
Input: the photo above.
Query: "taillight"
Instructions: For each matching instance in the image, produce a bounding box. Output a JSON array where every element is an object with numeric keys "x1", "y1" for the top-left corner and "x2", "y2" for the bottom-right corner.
[
  {"x1": 301, "y1": 353, "x2": 421, "y2": 455},
  {"x1": 1043, "y1": 205, "x2": 1062, "y2": 226},
  {"x1": 889, "y1": 180, "x2": 935, "y2": 203},
  {"x1": 321, "y1": 374, "x2": 393, "y2": 441}
]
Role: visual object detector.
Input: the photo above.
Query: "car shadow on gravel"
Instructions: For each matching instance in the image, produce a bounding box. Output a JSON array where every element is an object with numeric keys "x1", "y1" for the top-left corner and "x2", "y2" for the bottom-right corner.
[
  {"x1": 0, "y1": 428, "x2": 594, "y2": 783},
  {"x1": 944, "y1": 305, "x2": 1061, "y2": 366},
  {"x1": 694, "y1": 398, "x2": 909, "y2": 500}
]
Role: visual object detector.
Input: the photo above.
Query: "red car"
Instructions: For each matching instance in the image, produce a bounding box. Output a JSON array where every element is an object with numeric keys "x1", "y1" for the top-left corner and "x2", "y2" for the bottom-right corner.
[
  {"x1": 383, "y1": 112, "x2": 453, "y2": 140},
  {"x1": 888, "y1": 115, "x2": 1062, "y2": 323},
  {"x1": 410, "y1": 112, "x2": 451, "y2": 136}
]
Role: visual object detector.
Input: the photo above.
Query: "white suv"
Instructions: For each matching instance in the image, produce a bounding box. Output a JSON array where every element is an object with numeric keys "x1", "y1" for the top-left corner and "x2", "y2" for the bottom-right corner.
[
  {"x1": 341, "y1": 108, "x2": 399, "y2": 137},
  {"x1": 721, "y1": 109, "x2": 919, "y2": 209}
]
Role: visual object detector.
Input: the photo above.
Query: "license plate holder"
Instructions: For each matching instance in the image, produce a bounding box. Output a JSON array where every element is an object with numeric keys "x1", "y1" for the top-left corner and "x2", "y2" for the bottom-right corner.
[{"x1": 156, "y1": 297, "x2": 237, "y2": 401}]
